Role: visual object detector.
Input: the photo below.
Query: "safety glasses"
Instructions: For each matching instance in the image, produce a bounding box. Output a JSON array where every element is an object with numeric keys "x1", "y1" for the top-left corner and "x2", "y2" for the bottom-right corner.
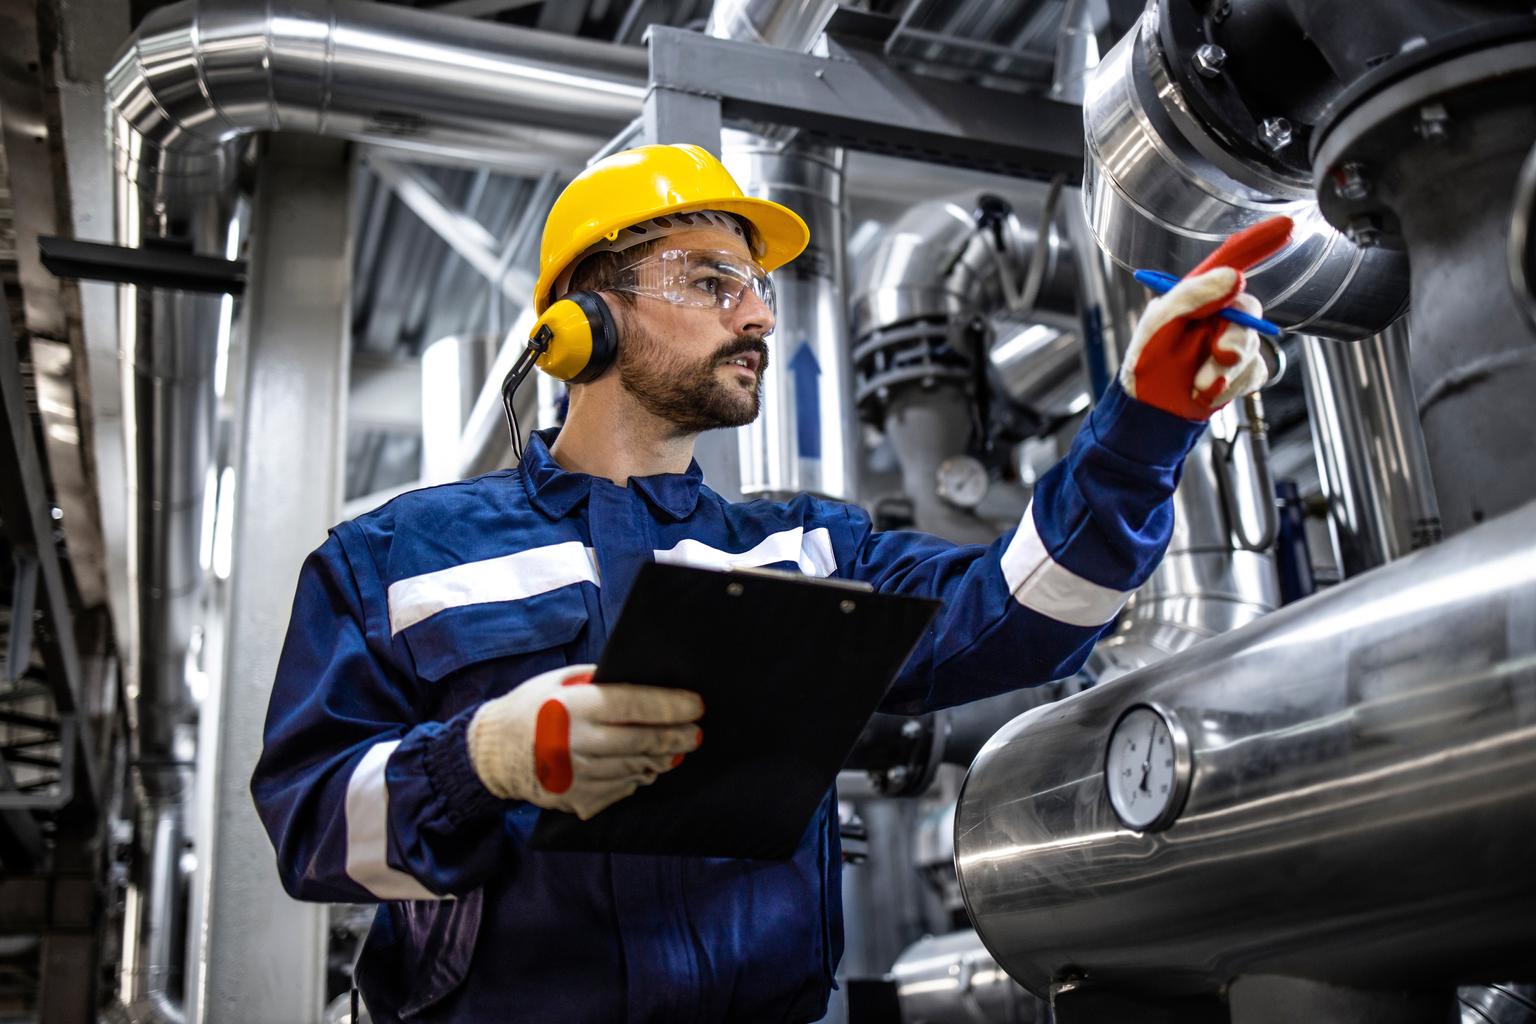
[{"x1": 609, "y1": 248, "x2": 776, "y2": 320}]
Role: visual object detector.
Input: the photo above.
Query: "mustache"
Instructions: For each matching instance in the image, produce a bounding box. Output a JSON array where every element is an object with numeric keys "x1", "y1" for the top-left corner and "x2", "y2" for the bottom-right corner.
[{"x1": 712, "y1": 335, "x2": 770, "y2": 371}]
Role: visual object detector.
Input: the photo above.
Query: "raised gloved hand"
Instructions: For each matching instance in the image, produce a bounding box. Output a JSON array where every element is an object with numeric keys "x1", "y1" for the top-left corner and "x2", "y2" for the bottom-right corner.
[
  {"x1": 468, "y1": 663, "x2": 703, "y2": 820},
  {"x1": 1119, "y1": 216, "x2": 1293, "y2": 420}
]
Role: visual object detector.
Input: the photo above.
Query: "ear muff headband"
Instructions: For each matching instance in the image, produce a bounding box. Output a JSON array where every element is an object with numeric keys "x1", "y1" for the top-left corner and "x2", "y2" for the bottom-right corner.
[{"x1": 533, "y1": 291, "x2": 618, "y2": 384}]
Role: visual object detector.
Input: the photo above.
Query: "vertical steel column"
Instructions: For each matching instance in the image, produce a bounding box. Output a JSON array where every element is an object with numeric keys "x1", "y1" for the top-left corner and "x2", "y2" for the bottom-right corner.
[
  {"x1": 195, "y1": 136, "x2": 349, "y2": 1024},
  {"x1": 1300, "y1": 324, "x2": 1442, "y2": 576}
]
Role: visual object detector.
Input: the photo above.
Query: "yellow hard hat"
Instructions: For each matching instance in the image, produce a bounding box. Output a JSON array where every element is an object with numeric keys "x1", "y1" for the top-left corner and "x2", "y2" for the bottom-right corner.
[{"x1": 533, "y1": 143, "x2": 810, "y2": 314}]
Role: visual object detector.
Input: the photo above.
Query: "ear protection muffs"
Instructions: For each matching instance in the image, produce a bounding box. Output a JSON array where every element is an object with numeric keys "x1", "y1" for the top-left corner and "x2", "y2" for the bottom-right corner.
[
  {"x1": 530, "y1": 290, "x2": 619, "y2": 385},
  {"x1": 501, "y1": 291, "x2": 619, "y2": 459}
]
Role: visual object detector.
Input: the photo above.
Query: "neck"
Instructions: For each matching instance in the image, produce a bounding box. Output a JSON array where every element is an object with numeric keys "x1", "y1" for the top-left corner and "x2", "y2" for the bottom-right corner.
[{"x1": 549, "y1": 377, "x2": 696, "y2": 485}]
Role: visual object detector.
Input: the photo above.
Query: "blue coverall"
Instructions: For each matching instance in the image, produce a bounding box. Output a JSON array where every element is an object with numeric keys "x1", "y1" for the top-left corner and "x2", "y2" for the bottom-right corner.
[{"x1": 251, "y1": 380, "x2": 1205, "y2": 1022}]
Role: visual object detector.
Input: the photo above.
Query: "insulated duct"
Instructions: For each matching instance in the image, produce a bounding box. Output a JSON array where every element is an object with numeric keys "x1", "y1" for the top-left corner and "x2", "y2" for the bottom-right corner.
[
  {"x1": 1081, "y1": 8, "x2": 1410, "y2": 341},
  {"x1": 1310, "y1": 18, "x2": 1536, "y2": 535},
  {"x1": 850, "y1": 191, "x2": 1079, "y2": 538},
  {"x1": 889, "y1": 930, "x2": 1044, "y2": 1024},
  {"x1": 106, "y1": 3, "x2": 650, "y2": 1017},
  {"x1": 1300, "y1": 323, "x2": 1442, "y2": 576},
  {"x1": 709, "y1": 1, "x2": 857, "y2": 500},
  {"x1": 954, "y1": 498, "x2": 1536, "y2": 1007},
  {"x1": 1086, "y1": 398, "x2": 1280, "y2": 682},
  {"x1": 118, "y1": 804, "x2": 188, "y2": 1024}
]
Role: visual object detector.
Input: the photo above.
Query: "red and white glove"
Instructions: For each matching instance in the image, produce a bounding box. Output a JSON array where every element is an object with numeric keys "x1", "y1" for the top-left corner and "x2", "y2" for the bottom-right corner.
[
  {"x1": 468, "y1": 663, "x2": 703, "y2": 820},
  {"x1": 1119, "y1": 216, "x2": 1292, "y2": 420}
]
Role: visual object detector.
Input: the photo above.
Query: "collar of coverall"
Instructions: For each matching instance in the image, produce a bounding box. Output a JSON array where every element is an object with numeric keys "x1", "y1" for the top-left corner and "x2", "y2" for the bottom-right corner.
[{"x1": 519, "y1": 427, "x2": 705, "y2": 522}]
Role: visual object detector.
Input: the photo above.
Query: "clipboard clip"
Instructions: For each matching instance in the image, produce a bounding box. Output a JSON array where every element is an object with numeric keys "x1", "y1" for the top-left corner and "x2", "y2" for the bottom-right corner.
[{"x1": 725, "y1": 565, "x2": 875, "y2": 593}]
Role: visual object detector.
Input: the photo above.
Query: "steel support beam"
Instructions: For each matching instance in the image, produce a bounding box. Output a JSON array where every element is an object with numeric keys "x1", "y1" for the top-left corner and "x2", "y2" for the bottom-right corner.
[
  {"x1": 642, "y1": 83, "x2": 724, "y2": 154},
  {"x1": 0, "y1": 286, "x2": 99, "y2": 817},
  {"x1": 193, "y1": 136, "x2": 345, "y2": 1024},
  {"x1": 366, "y1": 154, "x2": 534, "y2": 299},
  {"x1": 643, "y1": 26, "x2": 1084, "y2": 181}
]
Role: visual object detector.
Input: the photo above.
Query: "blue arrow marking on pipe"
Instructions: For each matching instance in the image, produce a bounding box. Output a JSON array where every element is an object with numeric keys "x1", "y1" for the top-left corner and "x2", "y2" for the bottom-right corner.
[{"x1": 791, "y1": 342, "x2": 821, "y2": 460}]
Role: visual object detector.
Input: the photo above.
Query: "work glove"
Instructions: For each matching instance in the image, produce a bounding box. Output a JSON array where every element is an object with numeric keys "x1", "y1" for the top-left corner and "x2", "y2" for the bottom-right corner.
[
  {"x1": 1119, "y1": 216, "x2": 1292, "y2": 420},
  {"x1": 468, "y1": 663, "x2": 703, "y2": 820}
]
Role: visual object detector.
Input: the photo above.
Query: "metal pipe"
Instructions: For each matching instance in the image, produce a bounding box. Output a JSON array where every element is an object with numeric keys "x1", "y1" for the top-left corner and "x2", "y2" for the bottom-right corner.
[
  {"x1": 880, "y1": 386, "x2": 1000, "y2": 545},
  {"x1": 1309, "y1": 39, "x2": 1536, "y2": 536},
  {"x1": 709, "y1": 0, "x2": 855, "y2": 500},
  {"x1": 889, "y1": 930, "x2": 1044, "y2": 1024},
  {"x1": 120, "y1": 802, "x2": 188, "y2": 1024},
  {"x1": 1300, "y1": 325, "x2": 1442, "y2": 576},
  {"x1": 954, "y1": 498, "x2": 1536, "y2": 1001},
  {"x1": 108, "y1": 0, "x2": 648, "y2": 187},
  {"x1": 1081, "y1": 13, "x2": 1410, "y2": 340},
  {"x1": 851, "y1": 195, "x2": 1078, "y2": 356},
  {"x1": 728, "y1": 138, "x2": 858, "y2": 499},
  {"x1": 1087, "y1": 400, "x2": 1280, "y2": 683}
]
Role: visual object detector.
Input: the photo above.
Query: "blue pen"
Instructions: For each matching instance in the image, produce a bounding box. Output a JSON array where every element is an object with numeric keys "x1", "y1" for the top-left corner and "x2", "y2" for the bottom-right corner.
[{"x1": 1133, "y1": 269, "x2": 1283, "y2": 337}]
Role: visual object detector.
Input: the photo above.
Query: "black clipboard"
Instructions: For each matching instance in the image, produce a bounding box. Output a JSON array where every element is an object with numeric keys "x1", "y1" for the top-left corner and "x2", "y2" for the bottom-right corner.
[{"x1": 530, "y1": 561, "x2": 939, "y2": 860}]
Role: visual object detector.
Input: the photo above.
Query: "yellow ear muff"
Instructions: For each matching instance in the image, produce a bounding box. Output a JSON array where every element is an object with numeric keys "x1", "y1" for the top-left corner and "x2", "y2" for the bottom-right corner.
[{"x1": 532, "y1": 291, "x2": 618, "y2": 384}]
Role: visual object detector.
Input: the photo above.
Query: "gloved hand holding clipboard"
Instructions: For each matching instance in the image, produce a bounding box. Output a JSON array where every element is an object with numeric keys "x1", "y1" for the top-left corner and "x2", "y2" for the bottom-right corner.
[{"x1": 530, "y1": 562, "x2": 939, "y2": 860}]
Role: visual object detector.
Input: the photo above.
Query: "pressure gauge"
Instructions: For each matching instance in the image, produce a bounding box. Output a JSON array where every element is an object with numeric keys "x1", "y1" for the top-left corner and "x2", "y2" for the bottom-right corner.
[
  {"x1": 935, "y1": 455, "x2": 989, "y2": 509},
  {"x1": 1104, "y1": 703, "x2": 1192, "y2": 832}
]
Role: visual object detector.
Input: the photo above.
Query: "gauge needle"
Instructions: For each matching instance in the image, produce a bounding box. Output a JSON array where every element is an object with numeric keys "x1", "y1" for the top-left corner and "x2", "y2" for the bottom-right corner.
[{"x1": 1138, "y1": 725, "x2": 1156, "y2": 792}]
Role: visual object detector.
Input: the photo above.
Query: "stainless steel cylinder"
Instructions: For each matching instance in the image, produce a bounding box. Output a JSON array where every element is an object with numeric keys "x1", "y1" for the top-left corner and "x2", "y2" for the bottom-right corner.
[
  {"x1": 1082, "y1": 13, "x2": 1409, "y2": 340},
  {"x1": 711, "y1": 0, "x2": 856, "y2": 500},
  {"x1": 1312, "y1": 38, "x2": 1536, "y2": 536},
  {"x1": 726, "y1": 139, "x2": 857, "y2": 500},
  {"x1": 890, "y1": 930, "x2": 1044, "y2": 1024},
  {"x1": 1300, "y1": 326, "x2": 1442, "y2": 575},
  {"x1": 954, "y1": 499, "x2": 1536, "y2": 1001},
  {"x1": 1087, "y1": 404, "x2": 1280, "y2": 682},
  {"x1": 108, "y1": 0, "x2": 648, "y2": 189},
  {"x1": 850, "y1": 192, "x2": 1078, "y2": 346}
]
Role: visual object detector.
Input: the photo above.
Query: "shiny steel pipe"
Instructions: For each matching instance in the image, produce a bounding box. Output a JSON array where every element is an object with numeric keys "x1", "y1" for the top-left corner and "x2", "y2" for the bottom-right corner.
[
  {"x1": 955, "y1": 499, "x2": 1536, "y2": 1000},
  {"x1": 1300, "y1": 325, "x2": 1442, "y2": 576},
  {"x1": 850, "y1": 193, "x2": 1078, "y2": 349},
  {"x1": 728, "y1": 139, "x2": 858, "y2": 499},
  {"x1": 706, "y1": 0, "x2": 837, "y2": 53},
  {"x1": 108, "y1": 0, "x2": 648, "y2": 188},
  {"x1": 119, "y1": 802, "x2": 189, "y2": 1024},
  {"x1": 1082, "y1": 13, "x2": 1409, "y2": 340},
  {"x1": 890, "y1": 930, "x2": 1044, "y2": 1024},
  {"x1": 711, "y1": 0, "x2": 855, "y2": 500},
  {"x1": 1087, "y1": 403, "x2": 1280, "y2": 682}
]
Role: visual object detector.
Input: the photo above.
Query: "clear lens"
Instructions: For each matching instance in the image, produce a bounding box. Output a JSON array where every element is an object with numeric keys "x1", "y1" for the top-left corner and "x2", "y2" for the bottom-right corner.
[{"x1": 612, "y1": 249, "x2": 776, "y2": 318}]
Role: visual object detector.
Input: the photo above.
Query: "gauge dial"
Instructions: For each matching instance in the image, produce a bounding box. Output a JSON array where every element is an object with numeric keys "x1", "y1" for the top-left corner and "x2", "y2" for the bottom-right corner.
[
  {"x1": 935, "y1": 455, "x2": 989, "y2": 509},
  {"x1": 1105, "y1": 703, "x2": 1192, "y2": 831}
]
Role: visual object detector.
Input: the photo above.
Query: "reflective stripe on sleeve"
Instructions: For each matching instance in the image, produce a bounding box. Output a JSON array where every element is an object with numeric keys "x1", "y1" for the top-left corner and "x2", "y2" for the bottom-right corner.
[
  {"x1": 999, "y1": 501, "x2": 1132, "y2": 627},
  {"x1": 344, "y1": 740, "x2": 445, "y2": 902}
]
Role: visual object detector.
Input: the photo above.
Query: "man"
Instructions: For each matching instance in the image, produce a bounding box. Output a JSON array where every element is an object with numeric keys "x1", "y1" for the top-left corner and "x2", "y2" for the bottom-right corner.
[{"x1": 252, "y1": 143, "x2": 1277, "y2": 1023}]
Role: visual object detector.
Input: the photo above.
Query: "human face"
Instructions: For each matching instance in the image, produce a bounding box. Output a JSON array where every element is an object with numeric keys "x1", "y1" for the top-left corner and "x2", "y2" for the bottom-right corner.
[{"x1": 608, "y1": 225, "x2": 778, "y2": 435}]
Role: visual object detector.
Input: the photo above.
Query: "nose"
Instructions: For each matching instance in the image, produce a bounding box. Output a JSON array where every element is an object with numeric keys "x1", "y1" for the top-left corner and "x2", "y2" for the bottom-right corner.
[{"x1": 726, "y1": 282, "x2": 775, "y2": 338}]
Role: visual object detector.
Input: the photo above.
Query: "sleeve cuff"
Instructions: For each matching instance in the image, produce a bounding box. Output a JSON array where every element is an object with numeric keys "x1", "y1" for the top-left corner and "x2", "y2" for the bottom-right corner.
[
  {"x1": 1088, "y1": 380, "x2": 1208, "y2": 468},
  {"x1": 422, "y1": 707, "x2": 518, "y2": 828}
]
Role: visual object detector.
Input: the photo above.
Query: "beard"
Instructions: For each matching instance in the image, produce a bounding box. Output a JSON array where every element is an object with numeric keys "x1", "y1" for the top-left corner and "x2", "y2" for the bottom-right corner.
[{"x1": 617, "y1": 320, "x2": 770, "y2": 434}]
